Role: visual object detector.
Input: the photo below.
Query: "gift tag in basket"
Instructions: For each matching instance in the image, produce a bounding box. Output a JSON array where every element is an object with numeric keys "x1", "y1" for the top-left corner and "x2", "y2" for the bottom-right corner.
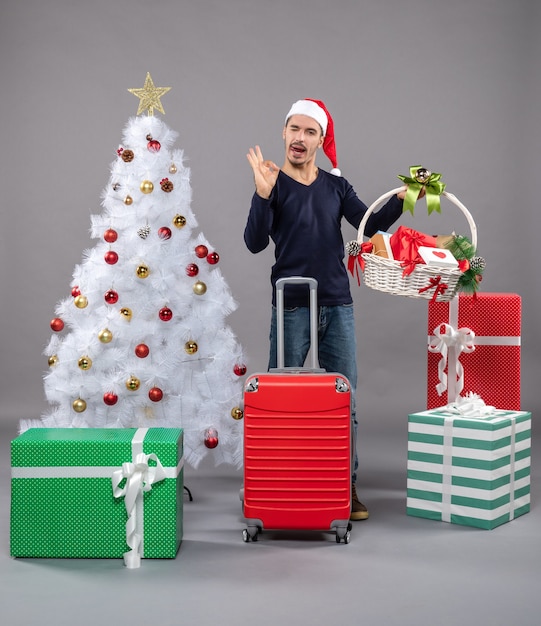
[
  {"x1": 418, "y1": 246, "x2": 458, "y2": 268},
  {"x1": 346, "y1": 166, "x2": 485, "y2": 303}
]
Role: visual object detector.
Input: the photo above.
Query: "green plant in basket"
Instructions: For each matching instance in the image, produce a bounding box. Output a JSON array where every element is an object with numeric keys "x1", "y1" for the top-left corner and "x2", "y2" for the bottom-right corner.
[{"x1": 444, "y1": 234, "x2": 486, "y2": 294}]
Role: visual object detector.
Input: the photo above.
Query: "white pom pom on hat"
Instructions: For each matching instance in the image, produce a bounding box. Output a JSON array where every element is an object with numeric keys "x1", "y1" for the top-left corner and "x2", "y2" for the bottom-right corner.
[{"x1": 285, "y1": 98, "x2": 341, "y2": 176}]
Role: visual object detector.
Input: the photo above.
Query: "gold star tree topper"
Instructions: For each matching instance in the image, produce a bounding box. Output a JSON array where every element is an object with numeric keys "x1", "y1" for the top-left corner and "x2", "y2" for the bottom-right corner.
[{"x1": 128, "y1": 72, "x2": 171, "y2": 116}]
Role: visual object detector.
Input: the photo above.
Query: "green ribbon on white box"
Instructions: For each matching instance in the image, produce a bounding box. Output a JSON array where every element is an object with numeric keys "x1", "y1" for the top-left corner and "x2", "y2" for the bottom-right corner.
[{"x1": 11, "y1": 428, "x2": 183, "y2": 568}]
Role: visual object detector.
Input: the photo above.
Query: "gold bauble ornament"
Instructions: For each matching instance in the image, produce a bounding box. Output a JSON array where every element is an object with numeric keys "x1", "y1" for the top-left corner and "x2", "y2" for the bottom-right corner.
[
  {"x1": 230, "y1": 406, "x2": 244, "y2": 421},
  {"x1": 78, "y1": 356, "x2": 92, "y2": 370},
  {"x1": 140, "y1": 180, "x2": 154, "y2": 194},
  {"x1": 169, "y1": 163, "x2": 177, "y2": 174},
  {"x1": 74, "y1": 295, "x2": 88, "y2": 309},
  {"x1": 48, "y1": 354, "x2": 59, "y2": 367},
  {"x1": 193, "y1": 280, "x2": 207, "y2": 296},
  {"x1": 184, "y1": 340, "x2": 198, "y2": 355},
  {"x1": 124, "y1": 195, "x2": 133, "y2": 205},
  {"x1": 72, "y1": 398, "x2": 87, "y2": 413},
  {"x1": 120, "y1": 307, "x2": 132, "y2": 321},
  {"x1": 173, "y1": 214, "x2": 186, "y2": 228},
  {"x1": 136, "y1": 264, "x2": 150, "y2": 278},
  {"x1": 98, "y1": 328, "x2": 113, "y2": 343},
  {"x1": 126, "y1": 376, "x2": 141, "y2": 391}
]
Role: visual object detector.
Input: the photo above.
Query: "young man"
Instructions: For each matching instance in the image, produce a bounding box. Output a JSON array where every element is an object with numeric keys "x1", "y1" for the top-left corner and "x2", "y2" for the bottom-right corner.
[{"x1": 244, "y1": 99, "x2": 406, "y2": 520}]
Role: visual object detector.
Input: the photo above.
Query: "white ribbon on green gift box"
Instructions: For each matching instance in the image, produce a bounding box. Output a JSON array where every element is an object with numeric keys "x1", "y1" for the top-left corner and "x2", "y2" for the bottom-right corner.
[
  {"x1": 111, "y1": 428, "x2": 171, "y2": 569},
  {"x1": 439, "y1": 398, "x2": 517, "y2": 523},
  {"x1": 428, "y1": 297, "x2": 521, "y2": 403}
]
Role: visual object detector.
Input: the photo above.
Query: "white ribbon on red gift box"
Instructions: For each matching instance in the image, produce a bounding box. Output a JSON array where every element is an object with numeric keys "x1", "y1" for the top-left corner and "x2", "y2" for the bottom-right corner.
[
  {"x1": 428, "y1": 297, "x2": 521, "y2": 403},
  {"x1": 428, "y1": 322, "x2": 475, "y2": 401}
]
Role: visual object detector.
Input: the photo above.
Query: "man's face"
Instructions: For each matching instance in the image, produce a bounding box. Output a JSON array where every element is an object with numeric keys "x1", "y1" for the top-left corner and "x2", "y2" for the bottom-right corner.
[{"x1": 283, "y1": 114, "x2": 324, "y2": 168}]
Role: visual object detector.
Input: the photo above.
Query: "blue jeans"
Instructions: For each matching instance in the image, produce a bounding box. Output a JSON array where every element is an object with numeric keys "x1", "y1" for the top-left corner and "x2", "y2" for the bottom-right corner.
[{"x1": 268, "y1": 304, "x2": 359, "y2": 483}]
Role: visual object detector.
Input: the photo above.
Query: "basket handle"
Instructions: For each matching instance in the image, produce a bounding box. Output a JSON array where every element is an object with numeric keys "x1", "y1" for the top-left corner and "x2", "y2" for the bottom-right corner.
[{"x1": 356, "y1": 186, "x2": 478, "y2": 250}]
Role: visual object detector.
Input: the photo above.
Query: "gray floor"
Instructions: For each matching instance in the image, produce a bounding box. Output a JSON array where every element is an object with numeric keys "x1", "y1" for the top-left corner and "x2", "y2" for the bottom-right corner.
[{"x1": 1, "y1": 418, "x2": 539, "y2": 626}]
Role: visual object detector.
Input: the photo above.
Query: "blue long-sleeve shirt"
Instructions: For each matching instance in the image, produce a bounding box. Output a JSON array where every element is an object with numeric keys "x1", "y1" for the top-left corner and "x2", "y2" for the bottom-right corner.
[{"x1": 244, "y1": 169, "x2": 403, "y2": 306}]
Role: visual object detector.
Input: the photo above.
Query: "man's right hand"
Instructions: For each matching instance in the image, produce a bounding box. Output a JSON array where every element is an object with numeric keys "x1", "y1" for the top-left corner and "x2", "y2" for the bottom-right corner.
[{"x1": 247, "y1": 145, "x2": 280, "y2": 199}]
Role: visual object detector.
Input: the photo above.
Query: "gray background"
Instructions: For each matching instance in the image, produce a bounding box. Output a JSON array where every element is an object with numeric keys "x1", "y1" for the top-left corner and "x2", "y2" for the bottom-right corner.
[
  {"x1": 1, "y1": 0, "x2": 539, "y2": 429},
  {"x1": 0, "y1": 2, "x2": 539, "y2": 625}
]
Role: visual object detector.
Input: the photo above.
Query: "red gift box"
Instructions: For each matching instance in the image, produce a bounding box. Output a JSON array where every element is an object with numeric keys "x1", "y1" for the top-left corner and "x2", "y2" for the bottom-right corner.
[
  {"x1": 389, "y1": 226, "x2": 437, "y2": 276},
  {"x1": 427, "y1": 293, "x2": 521, "y2": 410}
]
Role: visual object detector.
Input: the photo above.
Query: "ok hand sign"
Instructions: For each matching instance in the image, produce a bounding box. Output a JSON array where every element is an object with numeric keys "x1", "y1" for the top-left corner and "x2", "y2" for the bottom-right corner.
[{"x1": 246, "y1": 146, "x2": 280, "y2": 199}]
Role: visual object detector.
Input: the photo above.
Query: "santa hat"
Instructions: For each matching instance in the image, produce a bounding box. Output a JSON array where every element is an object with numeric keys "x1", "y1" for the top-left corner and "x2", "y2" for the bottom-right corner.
[{"x1": 285, "y1": 98, "x2": 341, "y2": 176}]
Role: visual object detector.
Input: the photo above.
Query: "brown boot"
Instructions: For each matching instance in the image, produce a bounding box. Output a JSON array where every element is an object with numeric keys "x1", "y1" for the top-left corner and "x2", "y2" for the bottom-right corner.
[{"x1": 350, "y1": 483, "x2": 369, "y2": 521}]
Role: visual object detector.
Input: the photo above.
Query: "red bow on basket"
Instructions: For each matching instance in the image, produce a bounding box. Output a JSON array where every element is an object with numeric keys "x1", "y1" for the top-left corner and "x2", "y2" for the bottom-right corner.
[
  {"x1": 390, "y1": 226, "x2": 437, "y2": 277},
  {"x1": 347, "y1": 241, "x2": 373, "y2": 285},
  {"x1": 418, "y1": 275, "x2": 448, "y2": 302}
]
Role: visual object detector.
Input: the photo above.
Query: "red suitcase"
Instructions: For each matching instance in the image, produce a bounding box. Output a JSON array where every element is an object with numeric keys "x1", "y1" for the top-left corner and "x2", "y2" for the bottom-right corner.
[{"x1": 241, "y1": 277, "x2": 352, "y2": 543}]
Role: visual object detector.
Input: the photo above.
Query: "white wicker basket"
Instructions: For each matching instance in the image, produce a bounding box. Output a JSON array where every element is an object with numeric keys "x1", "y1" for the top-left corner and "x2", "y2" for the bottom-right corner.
[{"x1": 355, "y1": 186, "x2": 477, "y2": 302}]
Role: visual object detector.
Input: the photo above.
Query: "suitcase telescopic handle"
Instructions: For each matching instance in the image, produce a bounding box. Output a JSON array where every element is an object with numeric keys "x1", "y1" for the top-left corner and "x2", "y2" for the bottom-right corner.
[{"x1": 275, "y1": 276, "x2": 321, "y2": 371}]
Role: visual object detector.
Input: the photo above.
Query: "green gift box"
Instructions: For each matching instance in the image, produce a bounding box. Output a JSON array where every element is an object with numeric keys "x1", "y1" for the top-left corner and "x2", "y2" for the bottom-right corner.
[
  {"x1": 407, "y1": 408, "x2": 531, "y2": 529},
  {"x1": 11, "y1": 427, "x2": 183, "y2": 566}
]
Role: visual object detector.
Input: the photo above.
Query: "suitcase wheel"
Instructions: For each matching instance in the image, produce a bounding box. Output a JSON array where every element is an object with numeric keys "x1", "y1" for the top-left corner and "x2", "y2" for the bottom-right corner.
[
  {"x1": 335, "y1": 523, "x2": 352, "y2": 544},
  {"x1": 336, "y1": 529, "x2": 351, "y2": 544},
  {"x1": 242, "y1": 527, "x2": 259, "y2": 542}
]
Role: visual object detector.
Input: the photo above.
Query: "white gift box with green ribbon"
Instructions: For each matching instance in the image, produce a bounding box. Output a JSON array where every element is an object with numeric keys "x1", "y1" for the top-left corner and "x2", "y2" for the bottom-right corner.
[
  {"x1": 407, "y1": 407, "x2": 531, "y2": 529},
  {"x1": 11, "y1": 427, "x2": 183, "y2": 567}
]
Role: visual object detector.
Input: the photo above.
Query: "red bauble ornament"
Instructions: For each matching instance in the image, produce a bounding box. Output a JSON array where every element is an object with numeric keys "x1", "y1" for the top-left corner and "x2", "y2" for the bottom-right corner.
[
  {"x1": 207, "y1": 251, "x2": 220, "y2": 265},
  {"x1": 148, "y1": 387, "x2": 163, "y2": 402},
  {"x1": 158, "y1": 226, "x2": 172, "y2": 240},
  {"x1": 103, "y1": 392, "x2": 118, "y2": 406},
  {"x1": 104, "y1": 289, "x2": 119, "y2": 304},
  {"x1": 147, "y1": 139, "x2": 161, "y2": 153},
  {"x1": 104, "y1": 250, "x2": 119, "y2": 265},
  {"x1": 104, "y1": 229, "x2": 118, "y2": 243},
  {"x1": 186, "y1": 263, "x2": 199, "y2": 277},
  {"x1": 234, "y1": 363, "x2": 247, "y2": 376},
  {"x1": 50, "y1": 318, "x2": 64, "y2": 332},
  {"x1": 135, "y1": 343, "x2": 150, "y2": 358},
  {"x1": 204, "y1": 427, "x2": 219, "y2": 449},
  {"x1": 71, "y1": 286, "x2": 81, "y2": 297},
  {"x1": 159, "y1": 307, "x2": 173, "y2": 321},
  {"x1": 195, "y1": 244, "x2": 208, "y2": 258}
]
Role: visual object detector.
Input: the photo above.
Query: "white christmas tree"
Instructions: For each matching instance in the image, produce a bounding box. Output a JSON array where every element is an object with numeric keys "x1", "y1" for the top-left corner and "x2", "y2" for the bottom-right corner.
[{"x1": 24, "y1": 74, "x2": 247, "y2": 469}]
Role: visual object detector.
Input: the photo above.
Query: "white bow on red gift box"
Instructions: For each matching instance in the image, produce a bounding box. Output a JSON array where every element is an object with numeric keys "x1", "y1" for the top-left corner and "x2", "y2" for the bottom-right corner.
[{"x1": 428, "y1": 319, "x2": 476, "y2": 401}]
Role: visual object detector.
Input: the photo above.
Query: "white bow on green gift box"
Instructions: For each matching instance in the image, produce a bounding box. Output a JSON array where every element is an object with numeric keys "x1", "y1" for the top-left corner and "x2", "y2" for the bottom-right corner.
[{"x1": 112, "y1": 446, "x2": 168, "y2": 569}]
